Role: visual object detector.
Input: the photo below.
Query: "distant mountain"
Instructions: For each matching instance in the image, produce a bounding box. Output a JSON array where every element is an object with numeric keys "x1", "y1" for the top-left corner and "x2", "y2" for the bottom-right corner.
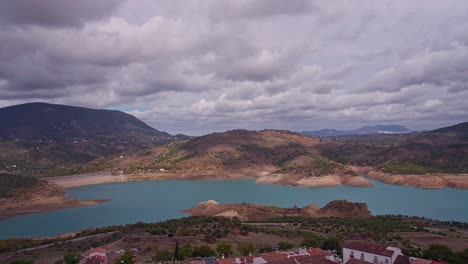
[
  {"x1": 0, "y1": 102, "x2": 175, "y2": 177},
  {"x1": 0, "y1": 102, "x2": 171, "y2": 140},
  {"x1": 318, "y1": 121, "x2": 468, "y2": 174},
  {"x1": 301, "y1": 125, "x2": 411, "y2": 137}
]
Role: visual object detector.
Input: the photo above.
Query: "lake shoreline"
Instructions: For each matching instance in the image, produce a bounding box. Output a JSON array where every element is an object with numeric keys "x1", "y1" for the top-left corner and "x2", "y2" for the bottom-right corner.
[
  {"x1": 46, "y1": 170, "x2": 468, "y2": 190},
  {"x1": 1, "y1": 178, "x2": 467, "y2": 239},
  {"x1": 2, "y1": 170, "x2": 464, "y2": 221},
  {"x1": 0, "y1": 198, "x2": 110, "y2": 220}
]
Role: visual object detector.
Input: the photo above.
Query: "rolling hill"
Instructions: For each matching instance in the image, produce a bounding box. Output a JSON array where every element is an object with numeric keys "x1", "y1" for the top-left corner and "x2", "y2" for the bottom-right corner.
[
  {"x1": 318, "y1": 121, "x2": 468, "y2": 174},
  {"x1": 87, "y1": 122, "x2": 468, "y2": 189},
  {"x1": 94, "y1": 129, "x2": 372, "y2": 187},
  {"x1": 0, "y1": 102, "x2": 175, "y2": 177}
]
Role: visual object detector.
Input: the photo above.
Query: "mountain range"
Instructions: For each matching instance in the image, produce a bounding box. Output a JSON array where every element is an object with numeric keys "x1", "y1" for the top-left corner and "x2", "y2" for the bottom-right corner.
[
  {"x1": 0, "y1": 102, "x2": 467, "y2": 179},
  {"x1": 301, "y1": 125, "x2": 412, "y2": 137}
]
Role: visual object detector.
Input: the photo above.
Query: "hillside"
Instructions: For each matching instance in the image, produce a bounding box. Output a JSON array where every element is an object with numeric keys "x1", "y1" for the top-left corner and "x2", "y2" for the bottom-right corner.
[
  {"x1": 0, "y1": 102, "x2": 170, "y2": 140},
  {"x1": 318, "y1": 121, "x2": 468, "y2": 175},
  {"x1": 0, "y1": 102, "x2": 175, "y2": 177},
  {"x1": 183, "y1": 199, "x2": 371, "y2": 221},
  {"x1": 0, "y1": 173, "x2": 107, "y2": 219},
  {"x1": 90, "y1": 123, "x2": 468, "y2": 189},
  {"x1": 97, "y1": 129, "x2": 372, "y2": 187}
]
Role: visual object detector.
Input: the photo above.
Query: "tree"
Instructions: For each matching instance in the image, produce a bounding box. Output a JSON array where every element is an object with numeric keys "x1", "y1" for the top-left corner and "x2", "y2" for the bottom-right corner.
[
  {"x1": 238, "y1": 243, "x2": 256, "y2": 256},
  {"x1": 8, "y1": 260, "x2": 33, "y2": 264},
  {"x1": 422, "y1": 244, "x2": 460, "y2": 263},
  {"x1": 193, "y1": 244, "x2": 216, "y2": 258},
  {"x1": 321, "y1": 237, "x2": 341, "y2": 252},
  {"x1": 258, "y1": 243, "x2": 274, "y2": 253},
  {"x1": 278, "y1": 241, "x2": 294, "y2": 251},
  {"x1": 153, "y1": 248, "x2": 174, "y2": 262},
  {"x1": 216, "y1": 242, "x2": 233, "y2": 257},
  {"x1": 301, "y1": 237, "x2": 320, "y2": 248},
  {"x1": 64, "y1": 253, "x2": 80, "y2": 264},
  {"x1": 174, "y1": 240, "x2": 180, "y2": 262},
  {"x1": 180, "y1": 244, "x2": 193, "y2": 260},
  {"x1": 460, "y1": 248, "x2": 468, "y2": 262},
  {"x1": 114, "y1": 252, "x2": 135, "y2": 264}
]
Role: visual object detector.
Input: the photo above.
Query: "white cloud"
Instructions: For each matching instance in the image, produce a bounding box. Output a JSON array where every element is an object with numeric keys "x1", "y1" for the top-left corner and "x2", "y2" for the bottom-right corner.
[{"x1": 0, "y1": 0, "x2": 467, "y2": 135}]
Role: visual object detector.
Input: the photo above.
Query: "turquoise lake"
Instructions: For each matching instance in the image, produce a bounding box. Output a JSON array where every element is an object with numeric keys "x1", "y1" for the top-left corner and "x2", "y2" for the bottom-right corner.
[{"x1": 0, "y1": 179, "x2": 467, "y2": 239}]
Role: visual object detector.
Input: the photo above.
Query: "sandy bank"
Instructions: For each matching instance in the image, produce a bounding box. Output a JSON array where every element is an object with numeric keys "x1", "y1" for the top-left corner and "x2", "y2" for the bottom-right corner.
[
  {"x1": 0, "y1": 197, "x2": 109, "y2": 220},
  {"x1": 45, "y1": 168, "x2": 468, "y2": 191},
  {"x1": 366, "y1": 170, "x2": 468, "y2": 189},
  {"x1": 256, "y1": 173, "x2": 373, "y2": 187},
  {"x1": 46, "y1": 172, "x2": 126, "y2": 188}
]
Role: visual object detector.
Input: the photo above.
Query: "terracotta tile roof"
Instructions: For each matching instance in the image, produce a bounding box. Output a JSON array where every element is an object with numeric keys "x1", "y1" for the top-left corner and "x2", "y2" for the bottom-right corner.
[
  {"x1": 344, "y1": 242, "x2": 394, "y2": 257},
  {"x1": 260, "y1": 252, "x2": 288, "y2": 263},
  {"x1": 85, "y1": 255, "x2": 106, "y2": 264},
  {"x1": 89, "y1": 247, "x2": 106, "y2": 255},
  {"x1": 218, "y1": 258, "x2": 236, "y2": 264},
  {"x1": 345, "y1": 258, "x2": 372, "y2": 264},
  {"x1": 308, "y1": 249, "x2": 333, "y2": 257},
  {"x1": 267, "y1": 258, "x2": 296, "y2": 264},
  {"x1": 393, "y1": 255, "x2": 410, "y2": 264},
  {"x1": 294, "y1": 256, "x2": 336, "y2": 264},
  {"x1": 242, "y1": 256, "x2": 254, "y2": 264},
  {"x1": 190, "y1": 260, "x2": 206, "y2": 264}
]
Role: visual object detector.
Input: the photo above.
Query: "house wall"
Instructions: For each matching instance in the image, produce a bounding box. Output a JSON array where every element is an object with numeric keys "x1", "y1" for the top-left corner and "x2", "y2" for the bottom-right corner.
[
  {"x1": 387, "y1": 247, "x2": 403, "y2": 263},
  {"x1": 343, "y1": 248, "x2": 391, "y2": 264}
]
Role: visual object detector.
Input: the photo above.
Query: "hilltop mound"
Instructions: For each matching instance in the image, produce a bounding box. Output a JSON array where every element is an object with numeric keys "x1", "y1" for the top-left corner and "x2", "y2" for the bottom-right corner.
[{"x1": 183, "y1": 199, "x2": 371, "y2": 221}]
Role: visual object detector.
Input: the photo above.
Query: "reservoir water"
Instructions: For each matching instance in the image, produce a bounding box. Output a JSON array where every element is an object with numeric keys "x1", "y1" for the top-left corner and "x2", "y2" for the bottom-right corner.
[{"x1": 0, "y1": 179, "x2": 467, "y2": 239}]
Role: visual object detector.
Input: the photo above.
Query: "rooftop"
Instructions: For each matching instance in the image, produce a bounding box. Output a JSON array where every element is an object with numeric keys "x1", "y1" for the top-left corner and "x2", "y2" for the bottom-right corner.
[{"x1": 344, "y1": 242, "x2": 394, "y2": 257}]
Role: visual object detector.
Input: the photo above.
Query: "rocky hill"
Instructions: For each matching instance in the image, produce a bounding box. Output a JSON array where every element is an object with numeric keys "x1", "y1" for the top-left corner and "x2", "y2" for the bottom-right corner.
[{"x1": 182, "y1": 199, "x2": 371, "y2": 221}]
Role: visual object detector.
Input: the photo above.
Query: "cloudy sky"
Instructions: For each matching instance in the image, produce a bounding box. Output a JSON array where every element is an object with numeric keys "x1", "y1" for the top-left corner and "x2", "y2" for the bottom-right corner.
[{"x1": 1, "y1": 0, "x2": 468, "y2": 135}]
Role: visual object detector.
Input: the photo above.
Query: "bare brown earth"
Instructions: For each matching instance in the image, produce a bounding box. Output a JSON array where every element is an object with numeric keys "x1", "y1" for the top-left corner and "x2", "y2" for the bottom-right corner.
[
  {"x1": 46, "y1": 172, "x2": 127, "y2": 188},
  {"x1": 399, "y1": 232, "x2": 468, "y2": 252},
  {"x1": 256, "y1": 173, "x2": 373, "y2": 187},
  {"x1": 182, "y1": 199, "x2": 371, "y2": 221},
  {"x1": 0, "y1": 179, "x2": 109, "y2": 220},
  {"x1": 366, "y1": 170, "x2": 468, "y2": 189}
]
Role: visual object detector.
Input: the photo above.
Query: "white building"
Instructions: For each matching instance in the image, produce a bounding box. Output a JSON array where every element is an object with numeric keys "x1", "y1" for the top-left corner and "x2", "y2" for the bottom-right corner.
[{"x1": 343, "y1": 242, "x2": 403, "y2": 264}]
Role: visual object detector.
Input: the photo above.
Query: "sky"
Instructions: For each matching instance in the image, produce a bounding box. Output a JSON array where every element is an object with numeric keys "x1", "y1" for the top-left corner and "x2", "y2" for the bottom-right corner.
[{"x1": 0, "y1": 1, "x2": 468, "y2": 135}]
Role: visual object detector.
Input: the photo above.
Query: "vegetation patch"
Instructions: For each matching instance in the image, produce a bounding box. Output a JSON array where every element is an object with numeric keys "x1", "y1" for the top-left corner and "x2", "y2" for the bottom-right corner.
[
  {"x1": 0, "y1": 174, "x2": 41, "y2": 198},
  {"x1": 382, "y1": 163, "x2": 435, "y2": 174}
]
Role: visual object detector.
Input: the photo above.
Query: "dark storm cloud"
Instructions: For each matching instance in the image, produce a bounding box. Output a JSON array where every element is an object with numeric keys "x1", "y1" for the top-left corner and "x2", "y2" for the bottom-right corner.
[
  {"x1": 0, "y1": 0, "x2": 124, "y2": 27},
  {"x1": 1, "y1": 0, "x2": 468, "y2": 134}
]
